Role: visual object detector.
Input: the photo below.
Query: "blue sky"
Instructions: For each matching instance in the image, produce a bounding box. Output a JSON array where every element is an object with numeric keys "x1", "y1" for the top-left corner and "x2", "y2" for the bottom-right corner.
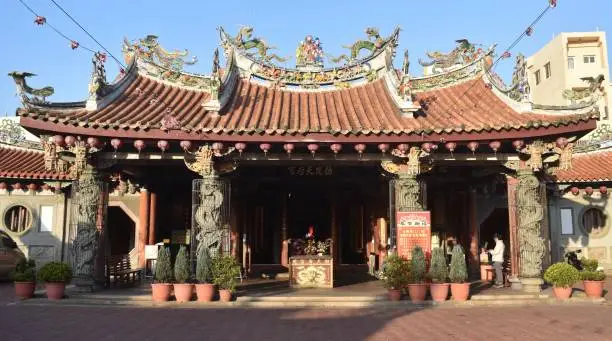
[{"x1": 1, "y1": 0, "x2": 611, "y2": 115}]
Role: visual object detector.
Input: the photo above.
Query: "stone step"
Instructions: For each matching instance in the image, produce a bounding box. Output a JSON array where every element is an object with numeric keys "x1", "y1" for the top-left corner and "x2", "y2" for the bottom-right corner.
[{"x1": 471, "y1": 294, "x2": 548, "y2": 301}]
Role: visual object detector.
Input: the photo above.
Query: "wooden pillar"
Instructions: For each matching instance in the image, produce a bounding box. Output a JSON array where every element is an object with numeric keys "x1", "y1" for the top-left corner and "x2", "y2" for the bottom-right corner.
[
  {"x1": 331, "y1": 193, "x2": 338, "y2": 264},
  {"x1": 468, "y1": 188, "x2": 479, "y2": 276},
  {"x1": 148, "y1": 191, "x2": 157, "y2": 245},
  {"x1": 281, "y1": 191, "x2": 289, "y2": 268},
  {"x1": 138, "y1": 190, "x2": 150, "y2": 269},
  {"x1": 506, "y1": 176, "x2": 519, "y2": 278}
]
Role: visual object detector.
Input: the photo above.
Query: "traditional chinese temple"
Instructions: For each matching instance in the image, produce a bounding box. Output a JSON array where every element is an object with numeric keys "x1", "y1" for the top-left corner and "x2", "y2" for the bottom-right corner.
[{"x1": 8, "y1": 26, "x2": 603, "y2": 291}]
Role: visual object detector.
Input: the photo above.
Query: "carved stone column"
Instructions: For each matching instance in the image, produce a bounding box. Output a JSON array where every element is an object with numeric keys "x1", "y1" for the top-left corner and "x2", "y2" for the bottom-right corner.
[
  {"x1": 516, "y1": 168, "x2": 546, "y2": 293},
  {"x1": 395, "y1": 173, "x2": 423, "y2": 212}
]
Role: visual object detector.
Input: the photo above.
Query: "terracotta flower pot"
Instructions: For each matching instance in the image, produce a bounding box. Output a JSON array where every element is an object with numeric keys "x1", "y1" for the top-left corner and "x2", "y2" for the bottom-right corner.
[
  {"x1": 407, "y1": 283, "x2": 427, "y2": 303},
  {"x1": 173, "y1": 283, "x2": 194, "y2": 303},
  {"x1": 45, "y1": 282, "x2": 66, "y2": 300},
  {"x1": 583, "y1": 280, "x2": 604, "y2": 298},
  {"x1": 429, "y1": 283, "x2": 450, "y2": 302},
  {"x1": 451, "y1": 283, "x2": 470, "y2": 301},
  {"x1": 552, "y1": 286, "x2": 572, "y2": 300},
  {"x1": 151, "y1": 283, "x2": 172, "y2": 302},
  {"x1": 196, "y1": 283, "x2": 215, "y2": 302},
  {"x1": 14, "y1": 282, "x2": 36, "y2": 299},
  {"x1": 219, "y1": 289, "x2": 232, "y2": 302},
  {"x1": 387, "y1": 289, "x2": 402, "y2": 301},
  {"x1": 480, "y1": 264, "x2": 493, "y2": 282}
]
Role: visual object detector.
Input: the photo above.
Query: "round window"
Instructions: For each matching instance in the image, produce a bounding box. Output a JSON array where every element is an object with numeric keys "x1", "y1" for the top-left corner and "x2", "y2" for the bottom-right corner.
[
  {"x1": 581, "y1": 208, "x2": 608, "y2": 238},
  {"x1": 3, "y1": 205, "x2": 33, "y2": 234}
]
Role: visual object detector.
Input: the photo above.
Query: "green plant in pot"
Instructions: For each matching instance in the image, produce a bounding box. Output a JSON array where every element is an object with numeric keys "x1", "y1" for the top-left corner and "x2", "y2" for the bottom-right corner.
[
  {"x1": 38, "y1": 261, "x2": 72, "y2": 300},
  {"x1": 381, "y1": 254, "x2": 410, "y2": 301},
  {"x1": 579, "y1": 258, "x2": 606, "y2": 299},
  {"x1": 543, "y1": 262, "x2": 579, "y2": 300},
  {"x1": 449, "y1": 245, "x2": 470, "y2": 301},
  {"x1": 10, "y1": 258, "x2": 36, "y2": 299},
  {"x1": 428, "y1": 248, "x2": 449, "y2": 302},
  {"x1": 407, "y1": 246, "x2": 427, "y2": 303},
  {"x1": 195, "y1": 246, "x2": 215, "y2": 302},
  {"x1": 151, "y1": 246, "x2": 173, "y2": 302},
  {"x1": 212, "y1": 254, "x2": 241, "y2": 302},
  {"x1": 173, "y1": 245, "x2": 193, "y2": 302}
]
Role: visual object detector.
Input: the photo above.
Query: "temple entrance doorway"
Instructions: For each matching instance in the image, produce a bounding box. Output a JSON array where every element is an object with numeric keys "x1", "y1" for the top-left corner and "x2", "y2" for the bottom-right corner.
[{"x1": 107, "y1": 206, "x2": 136, "y2": 256}]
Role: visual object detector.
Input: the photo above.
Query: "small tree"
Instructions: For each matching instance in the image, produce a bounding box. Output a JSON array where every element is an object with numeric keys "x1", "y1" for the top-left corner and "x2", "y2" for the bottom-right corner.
[
  {"x1": 449, "y1": 245, "x2": 468, "y2": 283},
  {"x1": 428, "y1": 248, "x2": 448, "y2": 283},
  {"x1": 196, "y1": 246, "x2": 213, "y2": 283},
  {"x1": 155, "y1": 246, "x2": 173, "y2": 283},
  {"x1": 410, "y1": 246, "x2": 426, "y2": 284},
  {"x1": 211, "y1": 255, "x2": 241, "y2": 292},
  {"x1": 174, "y1": 245, "x2": 190, "y2": 284},
  {"x1": 381, "y1": 254, "x2": 410, "y2": 290}
]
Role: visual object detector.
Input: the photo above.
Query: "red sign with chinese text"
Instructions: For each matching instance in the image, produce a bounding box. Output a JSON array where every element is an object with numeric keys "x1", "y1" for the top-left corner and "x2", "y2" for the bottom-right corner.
[{"x1": 396, "y1": 211, "x2": 431, "y2": 259}]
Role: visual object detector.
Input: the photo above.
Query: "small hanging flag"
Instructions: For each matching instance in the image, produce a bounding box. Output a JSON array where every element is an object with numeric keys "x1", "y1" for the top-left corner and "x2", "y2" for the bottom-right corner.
[
  {"x1": 70, "y1": 40, "x2": 79, "y2": 50},
  {"x1": 502, "y1": 51, "x2": 512, "y2": 59},
  {"x1": 34, "y1": 16, "x2": 46, "y2": 25},
  {"x1": 526, "y1": 27, "x2": 534, "y2": 36},
  {"x1": 484, "y1": 83, "x2": 493, "y2": 90},
  {"x1": 549, "y1": 0, "x2": 557, "y2": 8}
]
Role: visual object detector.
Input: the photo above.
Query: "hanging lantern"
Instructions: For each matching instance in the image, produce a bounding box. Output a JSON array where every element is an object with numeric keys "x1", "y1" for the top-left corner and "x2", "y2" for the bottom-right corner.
[
  {"x1": 180, "y1": 140, "x2": 193, "y2": 151},
  {"x1": 211, "y1": 142, "x2": 224, "y2": 154},
  {"x1": 570, "y1": 187, "x2": 580, "y2": 196},
  {"x1": 86, "y1": 137, "x2": 101, "y2": 149},
  {"x1": 41, "y1": 184, "x2": 50, "y2": 191},
  {"x1": 431, "y1": 143, "x2": 439, "y2": 151},
  {"x1": 501, "y1": 51, "x2": 512, "y2": 59},
  {"x1": 260, "y1": 143, "x2": 271, "y2": 156},
  {"x1": 445, "y1": 142, "x2": 457, "y2": 152},
  {"x1": 13, "y1": 183, "x2": 22, "y2": 190},
  {"x1": 307, "y1": 144, "x2": 319, "y2": 157},
  {"x1": 526, "y1": 27, "x2": 534, "y2": 36},
  {"x1": 157, "y1": 140, "x2": 169, "y2": 153},
  {"x1": 484, "y1": 83, "x2": 493, "y2": 90},
  {"x1": 0, "y1": 182, "x2": 6, "y2": 190},
  {"x1": 397, "y1": 143, "x2": 409, "y2": 155},
  {"x1": 555, "y1": 137, "x2": 568, "y2": 149},
  {"x1": 585, "y1": 187, "x2": 594, "y2": 196},
  {"x1": 377, "y1": 143, "x2": 390, "y2": 154},
  {"x1": 283, "y1": 143, "x2": 294, "y2": 155},
  {"x1": 34, "y1": 16, "x2": 46, "y2": 25},
  {"x1": 28, "y1": 183, "x2": 38, "y2": 191},
  {"x1": 234, "y1": 142, "x2": 246, "y2": 155},
  {"x1": 354, "y1": 143, "x2": 366, "y2": 156},
  {"x1": 421, "y1": 142, "x2": 433, "y2": 153},
  {"x1": 512, "y1": 140, "x2": 525, "y2": 151},
  {"x1": 600, "y1": 186, "x2": 608, "y2": 195},
  {"x1": 53, "y1": 135, "x2": 65, "y2": 147},
  {"x1": 134, "y1": 140, "x2": 145, "y2": 153},
  {"x1": 549, "y1": 0, "x2": 557, "y2": 8},
  {"x1": 467, "y1": 141, "x2": 479, "y2": 155},
  {"x1": 70, "y1": 40, "x2": 79, "y2": 50},
  {"x1": 64, "y1": 136, "x2": 76, "y2": 147},
  {"x1": 330, "y1": 143, "x2": 342, "y2": 154},
  {"x1": 110, "y1": 138, "x2": 122, "y2": 151},
  {"x1": 489, "y1": 141, "x2": 501, "y2": 153}
]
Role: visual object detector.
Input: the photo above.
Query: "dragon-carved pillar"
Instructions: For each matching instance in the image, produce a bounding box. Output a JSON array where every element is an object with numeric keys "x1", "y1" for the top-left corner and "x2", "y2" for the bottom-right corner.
[{"x1": 394, "y1": 147, "x2": 425, "y2": 212}]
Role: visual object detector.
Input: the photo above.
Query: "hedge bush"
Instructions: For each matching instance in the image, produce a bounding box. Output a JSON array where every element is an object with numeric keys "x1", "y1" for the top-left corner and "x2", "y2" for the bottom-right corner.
[
  {"x1": 155, "y1": 247, "x2": 173, "y2": 283},
  {"x1": 174, "y1": 245, "x2": 191, "y2": 284},
  {"x1": 410, "y1": 246, "x2": 426, "y2": 284},
  {"x1": 38, "y1": 262, "x2": 72, "y2": 283},
  {"x1": 449, "y1": 245, "x2": 468, "y2": 283},
  {"x1": 196, "y1": 246, "x2": 213, "y2": 283},
  {"x1": 10, "y1": 258, "x2": 36, "y2": 282},
  {"x1": 543, "y1": 262, "x2": 580, "y2": 288},
  {"x1": 381, "y1": 254, "x2": 410, "y2": 289},
  {"x1": 428, "y1": 248, "x2": 448, "y2": 283}
]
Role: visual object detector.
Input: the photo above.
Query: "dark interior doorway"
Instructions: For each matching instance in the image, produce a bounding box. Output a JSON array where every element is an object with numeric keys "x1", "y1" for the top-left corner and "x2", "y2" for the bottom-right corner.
[
  {"x1": 480, "y1": 208, "x2": 510, "y2": 256},
  {"x1": 107, "y1": 206, "x2": 135, "y2": 255}
]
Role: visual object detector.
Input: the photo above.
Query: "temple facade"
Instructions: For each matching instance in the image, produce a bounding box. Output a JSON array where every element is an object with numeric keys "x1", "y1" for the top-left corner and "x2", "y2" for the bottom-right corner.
[{"x1": 5, "y1": 27, "x2": 606, "y2": 291}]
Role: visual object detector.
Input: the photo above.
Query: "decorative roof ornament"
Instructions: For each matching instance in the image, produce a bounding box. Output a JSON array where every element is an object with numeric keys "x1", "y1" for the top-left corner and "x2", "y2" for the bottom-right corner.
[
  {"x1": 402, "y1": 49, "x2": 410, "y2": 75},
  {"x1": 86, "y1": 52, "x2": 109, "y2": 109},
  {"x1": 122, "y1": 35, "x2": 197, "y2": 71},
  {"x1": 330, "y1": 27, "x2": 388, "y2": 65},
  {"x1": 220, "y1": 26, "x2": 287, "y2": 64},
  {"x1": 296, "y1": 35, "x2": 324, "y2": 71},
  {"x1": 418, "y1": 39, "x2": 485, "y2": 75},
  {"x1": 7, "y1": 72, "x2": 55, "y2": 107},
  {"x1": 562, "y1": 74, "x2": 606, "y2": 104},
  {"x1": 203, "y1": 48, "x2": 223, "y2": 111},
  {"x1": 0, "y1": 119, "x2": 25, "y2": 145},
  {"x1": 508, "y1": 53, "x2": 531, "y2": 102}
]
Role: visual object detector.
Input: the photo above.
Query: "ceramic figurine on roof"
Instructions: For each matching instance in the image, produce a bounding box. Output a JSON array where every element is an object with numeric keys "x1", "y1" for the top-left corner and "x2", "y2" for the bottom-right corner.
[
  {"x1": 331, "y1": 27, "x2": 391, "y2": 65},
  {"x1": 296, "y1": 35, "x2": 324, "y2": 70},
  {"x1": 562, "y1": 74, "x2": 606, "y2": 104},
  {"x1": 88, "y1": 52, "x2": 109, "y2": 101},
  {"x1": 419, "y1": 39, "x2": 485, "y2": 74},
  {"x1": 122, "y1": 35, "x2": 197, "y2": 71},
  {"x1": 220, "y1": 26, "x2": 287, "y2": 63},
  {"x1": 8, "y1": 72, "x2": 55, "y2": 106}
]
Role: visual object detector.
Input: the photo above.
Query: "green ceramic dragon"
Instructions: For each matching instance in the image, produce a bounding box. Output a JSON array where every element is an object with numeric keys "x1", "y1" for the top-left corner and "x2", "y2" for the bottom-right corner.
[
  {"x1": 123, "y1": 35, "x2": 197, "y2": 71},
  {"x1": 223, "y1": 26, "x2": 287, "y2": 63},
  {"x1": 330, "y1": 27, "x2": 385, "y2": 64},
  {"x1": 8, "y1": 71, "x2": 54, "y2": 104}
]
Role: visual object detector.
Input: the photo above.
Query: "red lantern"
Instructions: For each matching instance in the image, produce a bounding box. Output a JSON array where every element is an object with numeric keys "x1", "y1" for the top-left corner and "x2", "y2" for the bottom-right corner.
[
  {"x1": 489, "y1": 141, "x2": 501, "y2": 153},
  {"x1": 234, "y1": 142, "x2": 246, "y2": 155},
  {"x1": 445, "y1": 142, "x2": 457, "y2": 152},
  {"x1": 34, "y1": 16, "x2": 46, "y2": 25},
  {"x1": 211, "y1": 142, "x2": 224, "y2": 154},
  {"x1": 467, "y1": 141, "x2": 479, "y2": 153},
  {"x1": 431, "y1": 143, "x2": 439, "y2": 151},
  {"x1": 525, "y1": 27, "x2": 534, "y2": 37},
  {"x1": 13, "y1": 183, "x2": 22, "y2": 190},
  {"x1": 397, "y1": 143, "x2": 409, "y2": 154},
  {"x1": 0, "y1": 182, "x2": 6, "y2": 190},
  {"x1": 512, "y1": 140, "x2": 524, "y2": 151},
  {"x1": 354, "y1": 144, "x2": 366, "y2": 154},
  {"x1": 600, "y1": 186, "x2": 608, "y2": 195},
  {"x1": 110, "y1": 138, "x2": 122, "y2": 151},
  {"x1": 570, "y1": 187, "x2": 580, "y2": 195},
  {"x1": 87, "y1": 137, "x2": 101, "y2": 149},
  {"x1": 330, "y1": 143, "x2": 342, "y2": 154},
  {"x1": 260, "y1": 143, "x2": 271, "y2": 155},
  {"x1": 307, "y1": 144, "x2": 320, "y2": 156},
  {"x1": 134, "y1": 140, "x2": 145, "y2": 153},
  {"x1": 70, "y1": 40, "x2": 79, "y2": 50},
  {"x1": 421, "y1": 142, "x2": 433, "y2": 153},
  {"x1": 53, "y1": 135, "x2": 65, "y2": 147},
  {"x1": 585, "y1": 187, "x2": 594, "y2": 196},
  {"x1": 64, "y1": 135, "x2": 76, "y2": 147},
  {"x1": 180, "y1": 140, "x2": 193, "y2": 151},
  {"x1": 555, "y1": 137, "x2": 568, "y2": 149},
  {"x1": 283, "y1": 143, "x2": 294, "y2": 155},
  {"x1": 28, "y1": 183, "x2": 37, "y2": 191},
  {"x1": 41, "y1": 184, "x2": 50, "y2": 191},
  {"x1": 378, "y1": 143, "x2": 390, "y2": 154},
  {"x1": 157, "y1": 140, "x2": 169, "y2": 153}
]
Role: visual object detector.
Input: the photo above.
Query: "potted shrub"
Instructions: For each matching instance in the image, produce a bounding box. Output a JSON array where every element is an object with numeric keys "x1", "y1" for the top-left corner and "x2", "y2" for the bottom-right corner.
[
  {"x1": 151, "y1": 246, "x2": 173, "y2": 302},
  {"x1": 449, "y1": 245, "x2": 470, "y2": 301},
  {"x1": 10, "y1": 258, "x2": 36, "y2": 299},
  {"x1": 580, "y1": 258, "x2": 605, "y2": 298},
  {"x1": 407, "y1": 246, "x2": 427, "y2": 303},
  {"x1": 381, "y1": 254, "x2": 410, "y2": 301},
  {"x1": 212, "y1": 254, "x2": 241, "y2": 302},
  {"x1": 428, "y1": 248, "x2": 449, "y2": 302},
  {"x1": 195, "y1": 246, "x2": 215, "y2": 302},
  {"x1": 543, "y1": 262, "x2": 580, "y2": 300},
  {"x1": 173, "y1": 245, "x2": 193, "y2": 302},
  {"x1": 38, "y1": 261, "x2": 72, "y2": 300}
]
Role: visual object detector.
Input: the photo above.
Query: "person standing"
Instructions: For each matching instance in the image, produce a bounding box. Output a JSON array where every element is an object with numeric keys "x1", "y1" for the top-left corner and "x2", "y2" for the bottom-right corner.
[{"x1": 488, "y1": 234, "x2": 505, "y2": 288}]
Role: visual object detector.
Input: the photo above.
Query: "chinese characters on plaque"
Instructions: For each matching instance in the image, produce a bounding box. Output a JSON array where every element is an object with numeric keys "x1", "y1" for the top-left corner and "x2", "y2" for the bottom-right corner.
[
  {"x1": 288, "y1": 165, "x2": 333, "y2": 176},
  {"x1": 396, "y1": 211, "x2": 431, "y2": 259}
]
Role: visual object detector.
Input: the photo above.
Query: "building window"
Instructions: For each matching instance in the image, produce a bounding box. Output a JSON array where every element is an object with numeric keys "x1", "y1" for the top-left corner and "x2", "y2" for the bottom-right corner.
[
  {"x1": 560, "y1": 208, "x2": 573, "y2": 235},
  {"x1": 568, "y1": 56, "x2": 575, "y2": 70},
  {"x1": 535, "y1": 70, "x2": 541, "y2": 85},
  {"x1": 39, "y1": 206, "x2": 54, "y2": 232},
  {"x1": 581, "y1": 207, "x2": 608, "y2": 238},
  {"x1": 3, "y1": 205, "x2": 33, "y2": 234},
  {"x1": 544, "y1": 62, "x2": 551, "y2": 79},
  {"x1": 583, "y1": 55, "x2": 596, "y2": 64}
]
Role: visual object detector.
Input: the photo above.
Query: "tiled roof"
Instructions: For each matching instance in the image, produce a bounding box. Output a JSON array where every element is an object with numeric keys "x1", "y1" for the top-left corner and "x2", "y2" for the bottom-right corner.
[
  {"x1": 0, "y1": 144, "x2": 68, "y2": 180},
  {"x1": 554, "y1": 150, "x2": 612, "y2": 182},
  {"x1": 18, "y1": 74, "x2": 597, "y2": 140}
]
